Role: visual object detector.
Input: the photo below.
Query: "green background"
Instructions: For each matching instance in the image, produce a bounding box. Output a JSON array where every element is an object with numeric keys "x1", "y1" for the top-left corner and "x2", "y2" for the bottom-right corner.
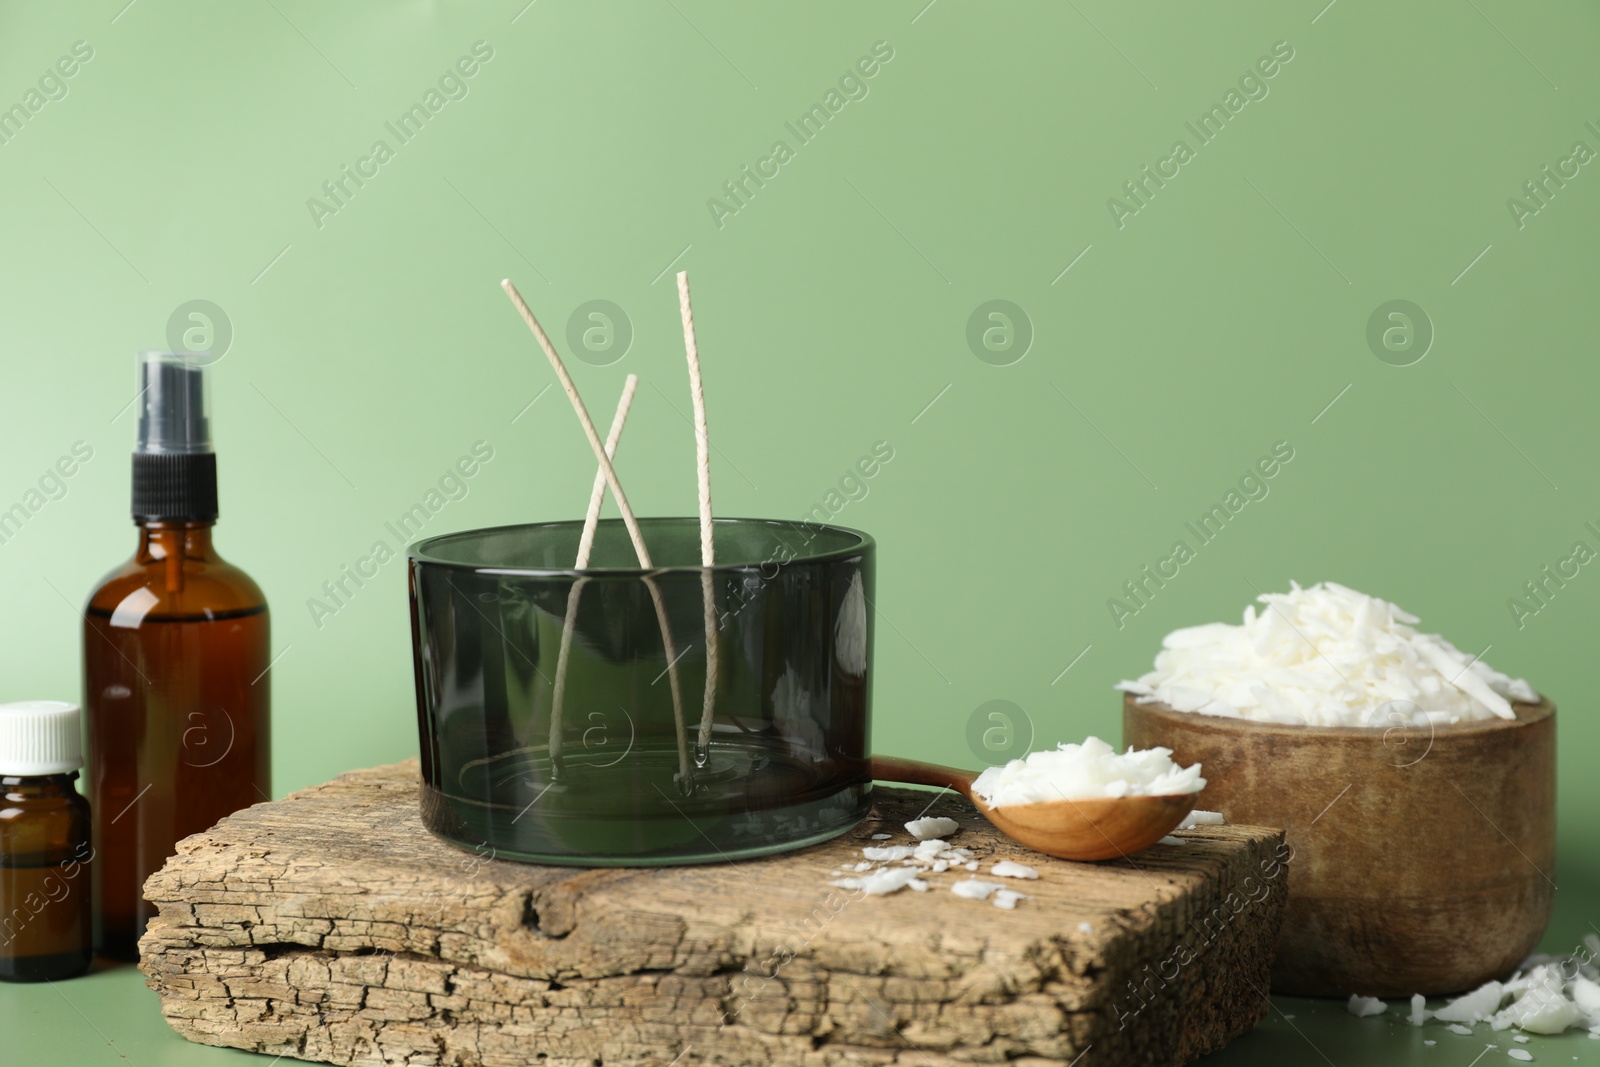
[{"x1": 3, "y1": 0, "x2": 1597, "y2": 1063}]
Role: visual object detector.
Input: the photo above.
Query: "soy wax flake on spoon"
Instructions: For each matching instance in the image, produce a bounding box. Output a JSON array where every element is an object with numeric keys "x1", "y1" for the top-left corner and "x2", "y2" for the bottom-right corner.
[{"x1": 970, "y1": 736, "x2": 1205, "y2": 806}]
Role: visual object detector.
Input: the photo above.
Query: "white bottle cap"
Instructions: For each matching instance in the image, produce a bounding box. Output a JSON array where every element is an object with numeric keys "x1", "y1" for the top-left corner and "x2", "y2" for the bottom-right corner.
[{"x1": 0, "y1": 700, "x2": 83, "y2": 776}]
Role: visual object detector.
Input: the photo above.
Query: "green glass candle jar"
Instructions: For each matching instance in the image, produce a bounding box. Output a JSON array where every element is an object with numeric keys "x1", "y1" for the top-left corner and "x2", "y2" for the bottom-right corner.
[{"x1": 408, "y1": 518, "x2": 873, "y2": 865}]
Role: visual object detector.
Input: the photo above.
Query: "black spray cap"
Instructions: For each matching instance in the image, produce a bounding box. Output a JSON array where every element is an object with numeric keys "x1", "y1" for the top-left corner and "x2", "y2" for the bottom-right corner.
[{"x1": 132, "y1": 353, "x2": 218, "y2": 521}]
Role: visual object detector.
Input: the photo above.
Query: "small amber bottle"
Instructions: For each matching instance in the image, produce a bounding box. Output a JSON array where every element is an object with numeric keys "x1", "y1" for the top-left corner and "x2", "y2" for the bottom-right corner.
[
  {"x1": 0, "y1": 700, "x2": 93, "y2": 982},
  {"x1": 85, "y1": 353, "x2": 270, "y2": 958}
]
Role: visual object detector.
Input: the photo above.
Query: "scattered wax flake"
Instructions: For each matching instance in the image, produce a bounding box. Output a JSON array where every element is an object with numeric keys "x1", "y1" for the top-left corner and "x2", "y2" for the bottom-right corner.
[
  {"x1": 1514, "y1": 1036, "x2": 1530, "y2": 1043},
  {"x1": 830, "y1": 866, "x2": 925, "y2": 896},
  {"x1": 1347, "y1": 995, "x2": 1387, "y2": 1018},
  {"x1": 1494, "y1": 996, "x2": 1580, "y2": 1035},
  {"x1": 950, "y1": 879, "x2": 1000, "y2": 901},
  {"x1": 1508, "y1": 1050, "x2": 1532, "y2": 1062},
  {"x1": 991, "y1": 860, "x2": 1038, "y2": 879},
  {"x1": 912, "y1": 839, "x2": 947, "y2": 862},
  {"x1": 1436, "y1": 982, "x2": 1505, "y2": 1024},
  {"x1": 931, "y1": 860, "x2": 948, "y2": 873},
  {"x1": 1077, "y1": 921, "x2": 1093, "y2": 934},
  {"x1": 853, "y1": 861, "x2": 872, "y2": 872},
  {"x1": 1410, "y1": 993, "x2": 1432, "y2": 1026},
  {"x1": 906, "y1": 816, "x2": 958, "y2": 840},
  {"x1": 1158, "y1": 835, "x2": 1184, "y2": 846},
  {"x1": 862, "y1": 845, "x2": 914, "y2": 862},
  {"x1": 992, "y1": 889, "x2": 1024, "y2": 910},
  {"x1": 1449, "y1": 1025, "x2": 1475, "y2": 1036},
  {"x1": 1572, "y1": 975, "x2": 1600, "y2": 1015},
  {"x1": 1178, "y1": 809, "x2": 1225, "y2": 828},
  {"x1": 1423, "y1": 1040, "x2": 1436, "y2": 1046},
  {"x1": 1490, "y1": 967, "x2": 1581, "y2": 1033},
  {"x1": 870, "y1": 833, "x2": 891, "y2": 841},
  {"x1": 965, "y1": 861, "x2": 979, "y2": 871}
]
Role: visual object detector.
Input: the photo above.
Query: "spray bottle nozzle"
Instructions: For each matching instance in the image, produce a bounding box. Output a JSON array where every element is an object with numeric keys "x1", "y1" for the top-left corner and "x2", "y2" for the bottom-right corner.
[{"x1": 135, "y1": 353, "x2": 212, "y2": 456}]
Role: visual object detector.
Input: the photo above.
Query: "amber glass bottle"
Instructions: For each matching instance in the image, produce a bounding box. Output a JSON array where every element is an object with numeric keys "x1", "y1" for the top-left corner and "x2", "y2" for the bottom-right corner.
[
  {"x1": 84, "y1": 354, "x2": 270, "y2": 958},
  {"x1": 0, "y1": 701, "x2": 93, "y2": 981}
]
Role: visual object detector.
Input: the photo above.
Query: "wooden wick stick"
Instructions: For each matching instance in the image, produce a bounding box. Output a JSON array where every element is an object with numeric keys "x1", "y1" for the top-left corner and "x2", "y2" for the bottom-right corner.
[
  {"x1": 642, "y1": 577, "x2": 692, "y2": 782},
  {"x1": 501, "y1": 279, "x2": 690, "y2": 783},
  {"x1": 501, "y1": 279, "x2": 653, "y2": 567},
  {"x1": 576, "y1": 374, "x2": 639, "y2": 570},
  {"x1": 549, "y1": 375, "x2": 636, "y2": 763},
  {"x1": 678, "y1": 270, "x2": 718, "y2": 755}
]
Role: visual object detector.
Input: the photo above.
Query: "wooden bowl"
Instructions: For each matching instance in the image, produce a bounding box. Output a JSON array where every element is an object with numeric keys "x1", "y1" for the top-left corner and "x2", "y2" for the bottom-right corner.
[{"x1": 1123, "y1": 693, "x2": 1555, "y2": 997}]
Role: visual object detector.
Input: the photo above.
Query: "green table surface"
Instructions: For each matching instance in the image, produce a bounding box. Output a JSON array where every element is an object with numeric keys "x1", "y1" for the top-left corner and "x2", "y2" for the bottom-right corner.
[{"x1": 5, "y1": 949, "x2": 1600, "y2": 1066}]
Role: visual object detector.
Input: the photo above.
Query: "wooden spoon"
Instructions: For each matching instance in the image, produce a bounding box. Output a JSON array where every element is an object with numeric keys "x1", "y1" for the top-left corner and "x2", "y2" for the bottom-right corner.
[{"x1": 870, "y1": 755, "x2": 1197, "y2": 862}]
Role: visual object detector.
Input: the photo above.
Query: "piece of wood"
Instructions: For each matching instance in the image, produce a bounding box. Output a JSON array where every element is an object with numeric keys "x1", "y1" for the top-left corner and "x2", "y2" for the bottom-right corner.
[
  {"x1": 1124, "y1": 694, "x2": 1556, "y2": 997},
  {"x1": 140, "y1": 760, "x2": 1289, "y2": 1067}
]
